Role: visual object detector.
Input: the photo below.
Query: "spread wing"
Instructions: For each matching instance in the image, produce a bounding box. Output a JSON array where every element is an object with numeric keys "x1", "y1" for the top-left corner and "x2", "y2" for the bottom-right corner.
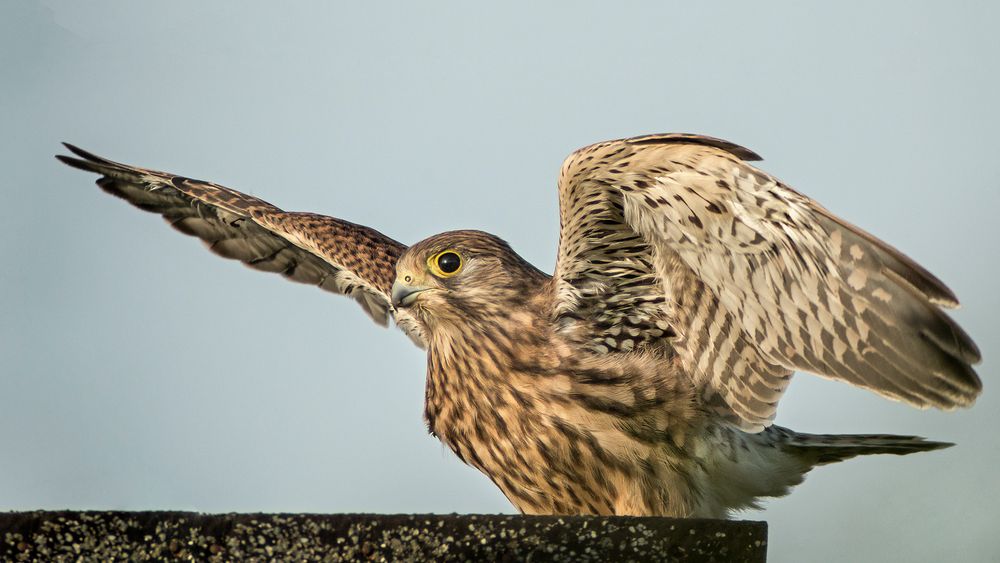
[
  {"x1": 57, "y1": 143, "x2": 426, "y2": 347},
  {"x1": 553, "y1": 133, "x2": 982, "y2": 431}
]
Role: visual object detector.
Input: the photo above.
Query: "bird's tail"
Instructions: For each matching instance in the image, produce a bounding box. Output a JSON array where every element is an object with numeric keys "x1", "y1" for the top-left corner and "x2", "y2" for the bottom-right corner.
[{"x1": 769, "y1": 426, "x2": 952, "y2": 466}]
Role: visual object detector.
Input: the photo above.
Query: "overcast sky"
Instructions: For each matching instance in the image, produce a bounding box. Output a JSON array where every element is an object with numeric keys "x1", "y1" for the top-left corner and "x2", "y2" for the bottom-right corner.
[{"x1": 1, "y1": 1, "x2": 997, "y2": 561}]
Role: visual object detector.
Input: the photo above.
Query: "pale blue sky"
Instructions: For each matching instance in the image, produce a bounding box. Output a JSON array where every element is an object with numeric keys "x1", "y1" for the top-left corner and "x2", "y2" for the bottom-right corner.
[{"x1": 1, "y1": 1, "x2": 997, "y2": 561}]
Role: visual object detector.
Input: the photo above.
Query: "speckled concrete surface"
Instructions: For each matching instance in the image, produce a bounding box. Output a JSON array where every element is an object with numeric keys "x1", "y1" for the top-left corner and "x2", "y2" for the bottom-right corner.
[{"x1": 0, "y1": 512, "x2": 767, "y2": 562}]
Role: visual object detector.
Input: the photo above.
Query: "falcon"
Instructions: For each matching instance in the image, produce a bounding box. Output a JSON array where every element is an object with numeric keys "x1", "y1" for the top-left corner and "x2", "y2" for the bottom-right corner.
[{"x1": 57, "y1": 134, "x2": 981, "y2": 518}]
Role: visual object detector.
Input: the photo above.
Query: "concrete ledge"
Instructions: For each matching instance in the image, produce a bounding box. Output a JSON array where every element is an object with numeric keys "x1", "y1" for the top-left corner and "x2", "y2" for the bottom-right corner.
[{"x1": 0, "y1": 512, "x2": 767, "y2": 562}]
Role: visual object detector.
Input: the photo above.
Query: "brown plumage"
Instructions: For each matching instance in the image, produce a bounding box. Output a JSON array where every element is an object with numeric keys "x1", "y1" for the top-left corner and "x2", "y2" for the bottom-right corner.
[{"x1": 57, "y1": 134, "x2": 981, "y2": 517}]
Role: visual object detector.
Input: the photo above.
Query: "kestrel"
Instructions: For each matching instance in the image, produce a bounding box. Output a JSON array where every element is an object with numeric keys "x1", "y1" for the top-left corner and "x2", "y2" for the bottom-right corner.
[{"x1": 58, "y1": 134, "x2": 981, "y2": 518}]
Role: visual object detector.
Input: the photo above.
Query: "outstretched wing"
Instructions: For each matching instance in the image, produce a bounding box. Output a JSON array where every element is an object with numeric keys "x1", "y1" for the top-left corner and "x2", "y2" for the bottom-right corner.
[
  {"x1": 57, "y1": 143, "x2": 426, "y2": 346},
  {"x1": 553, "y1": 133, "x2": 981, "y2": 431}
]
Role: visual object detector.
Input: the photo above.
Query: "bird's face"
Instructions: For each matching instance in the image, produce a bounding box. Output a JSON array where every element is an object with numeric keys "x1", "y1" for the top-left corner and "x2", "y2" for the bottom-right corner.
[{"x1": 391, "y1": 230, "x2": 546, "y2": 327}]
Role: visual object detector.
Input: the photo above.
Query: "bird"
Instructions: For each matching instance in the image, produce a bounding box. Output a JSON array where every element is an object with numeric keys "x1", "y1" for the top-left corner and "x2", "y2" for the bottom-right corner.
[{"x1": 57, "y1": 133, "x2": 982, "y2": 518}]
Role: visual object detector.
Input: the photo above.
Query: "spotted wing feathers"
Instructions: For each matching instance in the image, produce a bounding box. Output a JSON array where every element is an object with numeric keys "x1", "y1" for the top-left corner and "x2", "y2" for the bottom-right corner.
[
  {"x1": 554, "y1": 134, "x2": 981, "y2": 430},
  {"x1": 57, "y1": 144, "x2": 418, "y2": 340}
]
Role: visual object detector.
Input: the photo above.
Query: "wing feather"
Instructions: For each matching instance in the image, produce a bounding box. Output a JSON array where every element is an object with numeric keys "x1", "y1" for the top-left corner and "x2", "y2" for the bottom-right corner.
[
  {"x1": 553, "y1": 134, "x2": 981, "y2": 430},
  {"x1": 58, "y1": 144, "x2": 425, "y2": 346}
]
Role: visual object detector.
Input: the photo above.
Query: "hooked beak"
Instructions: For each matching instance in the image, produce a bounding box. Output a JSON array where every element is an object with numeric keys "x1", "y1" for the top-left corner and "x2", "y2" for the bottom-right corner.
[{"x1": 391, "y1": 278, "x2": 431, "y2": 308}]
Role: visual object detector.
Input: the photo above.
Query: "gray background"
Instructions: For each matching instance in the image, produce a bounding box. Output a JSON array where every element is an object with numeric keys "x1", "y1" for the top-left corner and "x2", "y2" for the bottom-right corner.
[{"x1": 2, "y1": 1, "x2": 997, "y2": 561}]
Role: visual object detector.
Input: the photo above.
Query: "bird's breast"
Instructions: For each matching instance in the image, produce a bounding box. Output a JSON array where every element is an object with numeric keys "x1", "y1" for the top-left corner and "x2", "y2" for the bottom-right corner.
[{"x1": 422, "y1": 328, "x2": 703, "y2": 515}]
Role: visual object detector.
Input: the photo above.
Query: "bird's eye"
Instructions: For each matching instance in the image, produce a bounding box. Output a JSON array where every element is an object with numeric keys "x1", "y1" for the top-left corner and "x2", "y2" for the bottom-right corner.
[{"x1": 429, "y1": 250, "x2": 463, "y2": 278}]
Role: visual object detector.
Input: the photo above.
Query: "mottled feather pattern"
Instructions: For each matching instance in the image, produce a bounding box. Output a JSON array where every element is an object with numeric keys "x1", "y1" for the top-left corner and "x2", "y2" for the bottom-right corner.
[
  {"x1": 59, "y1": 134, "x2": 979, "y2": 518},
  {"x1": 391, "y1": 231, "x2": 711, "y2": 515},
  {"x1": 553, "y1": 147, "x2": 674, "y2": 356},
  {"x1": 555, "y1": 135, "x2": 981, "y2": 430},
  {"x1": 56, "y1": 143, "x2": 415, "y2": 333}
]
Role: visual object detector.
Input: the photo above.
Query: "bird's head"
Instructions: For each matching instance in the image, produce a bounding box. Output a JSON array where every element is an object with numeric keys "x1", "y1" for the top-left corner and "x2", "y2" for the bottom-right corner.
[{"x1": 391, "y1": 230, "x2": 548, "y2": 328}]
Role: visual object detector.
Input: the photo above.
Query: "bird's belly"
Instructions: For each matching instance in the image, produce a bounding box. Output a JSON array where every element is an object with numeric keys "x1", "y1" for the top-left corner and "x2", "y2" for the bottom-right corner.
[{"x1": 429, "y1": 391, "x2": 702, "y2": 517}]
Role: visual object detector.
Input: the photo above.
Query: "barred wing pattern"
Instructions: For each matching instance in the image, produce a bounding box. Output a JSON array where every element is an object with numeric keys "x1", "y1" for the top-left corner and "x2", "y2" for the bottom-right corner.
[
  {"x1": 554, "y1": 134, "x2": 981, "y2": 430},
  {"x1": 57, "y1": 144, "x2": 425, "y2": 346}
]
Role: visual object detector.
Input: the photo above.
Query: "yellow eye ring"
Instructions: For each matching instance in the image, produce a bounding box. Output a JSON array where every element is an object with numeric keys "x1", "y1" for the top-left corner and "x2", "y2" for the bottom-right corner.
[{"x1": 428, "y1": 249, "x2": 463, "y2": 278}]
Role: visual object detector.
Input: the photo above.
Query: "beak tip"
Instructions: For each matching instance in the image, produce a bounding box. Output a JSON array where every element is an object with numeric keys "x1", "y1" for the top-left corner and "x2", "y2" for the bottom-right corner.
[{"x1": 391, "y1": 279, "x2": 428, "y2": 309}]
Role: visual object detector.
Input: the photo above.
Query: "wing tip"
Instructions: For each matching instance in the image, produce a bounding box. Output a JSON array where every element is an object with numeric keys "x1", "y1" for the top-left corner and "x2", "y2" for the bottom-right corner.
[
  {"x1": 906, "y1": 438, "x2": 954, "y2": 452},
  {"x1": 890, "y1": 372, "x2": 981, "y2": 411},
  {"x1": 883, "y1": 265, "x2": 962, "y2": 311},
  {"x1": 59, "y1": 142, "x2": 106, "y2": 162},
  {"x1": 56, "y1": 153, "x2": 100, "y2": 174},
  {"x1": 910, "y1": 307, "x2": 984, "y2": 367},
  {"x1": 928, "y1": 290, "x2": 961, "y2": 310},
  {"x1": 57, "y1": 142, "x2": 120, "y2": 175}
]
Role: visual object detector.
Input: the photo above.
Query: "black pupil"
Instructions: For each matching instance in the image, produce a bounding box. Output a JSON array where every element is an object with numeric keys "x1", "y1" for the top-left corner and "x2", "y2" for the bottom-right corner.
[{"x1": 437, "y1": 252, "x2": 461, "y2": 273}]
